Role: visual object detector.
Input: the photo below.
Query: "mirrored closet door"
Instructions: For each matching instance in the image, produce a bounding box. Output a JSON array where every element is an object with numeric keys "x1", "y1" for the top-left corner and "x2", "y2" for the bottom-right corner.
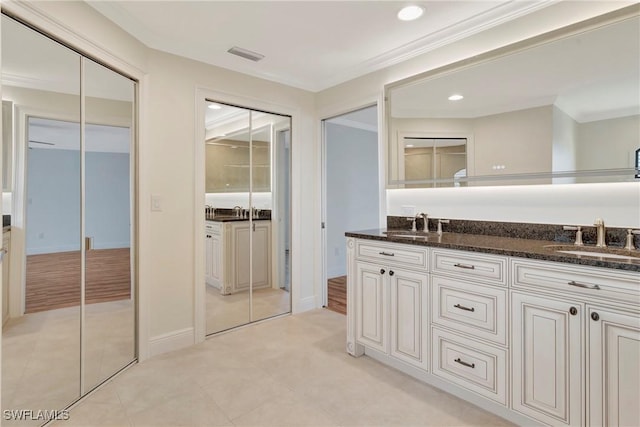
[
  {"x1": 205, "y1": 102, "x2": 291, "y2": 335},
  {"x1": 1, "y1": 14, "x2": 137, "y2": 425}
]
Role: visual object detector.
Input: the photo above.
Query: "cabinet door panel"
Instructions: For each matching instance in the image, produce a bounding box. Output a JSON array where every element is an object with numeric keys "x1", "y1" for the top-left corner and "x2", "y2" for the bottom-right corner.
[
  {"x1": 588, "y1": 307, "x2": 640, "y2": 427},
  {"x1": 355, "y1": 262, "x2": 387, "y2": 353},
  {"x1": 251, "y1": 223, "x2": 270, "y2": 287},
  {"x1": 390, "y1": 269, "x2": 428, "y2": 370},
  {"x1": 512, "y1": 292, "x2": 583, "y2": 426}
]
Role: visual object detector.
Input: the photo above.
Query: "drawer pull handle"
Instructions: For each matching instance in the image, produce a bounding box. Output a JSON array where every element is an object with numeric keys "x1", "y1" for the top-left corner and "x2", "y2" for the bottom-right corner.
[
  {"x1": 453, "y1": 263, "x2": 475, "y2": 270},
  {"x1": 568, "y1": 280, "x2": 600, "y2": 290},
  {"x1": 454, "y1": 358, "x2": 475, "y2": 369},
  {"x1": 454, "y1": 304, "x2": 475, "y2": 312},
  {"x1": 379, "y1": 252, "x2": 395, "y2": 257},
  {"x1": 380, "y1": 269, "x2": 386, "y2": 275}
]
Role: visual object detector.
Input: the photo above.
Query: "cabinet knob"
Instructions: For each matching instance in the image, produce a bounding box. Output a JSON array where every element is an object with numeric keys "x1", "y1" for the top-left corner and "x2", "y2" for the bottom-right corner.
[
  {"x1": 389, "y1": 270, "x2": 394, "y2": 276},
  {"x1": 380, "y1": 269, "x2": 385, "y2": 275},
  {"x1": 591, "y1": 312, "x2": 600, "y2": 321},
  {"x1": 569, "y1": 306, "x2": 578, "y2": 316}
]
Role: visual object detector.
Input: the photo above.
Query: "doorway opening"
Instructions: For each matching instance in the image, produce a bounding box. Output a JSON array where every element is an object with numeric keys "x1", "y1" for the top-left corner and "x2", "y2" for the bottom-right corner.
[{"x1": 322, "y1": 105, "x2": 380, "y2": 315}]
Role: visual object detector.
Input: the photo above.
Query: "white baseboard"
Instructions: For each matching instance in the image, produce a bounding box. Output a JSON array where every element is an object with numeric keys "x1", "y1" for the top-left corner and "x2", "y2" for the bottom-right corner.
[
  {"x1": 148, "y1": 327, "x2": 194, "y2": 357},
  {"x1": 295, "y1": 295, "x2": 317, "y2": 313}
]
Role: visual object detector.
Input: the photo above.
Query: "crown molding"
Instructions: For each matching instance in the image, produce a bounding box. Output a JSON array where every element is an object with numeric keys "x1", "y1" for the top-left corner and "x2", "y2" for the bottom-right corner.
[{"x1": 314, "y1": 0, "x2": 558, "y2": 92}]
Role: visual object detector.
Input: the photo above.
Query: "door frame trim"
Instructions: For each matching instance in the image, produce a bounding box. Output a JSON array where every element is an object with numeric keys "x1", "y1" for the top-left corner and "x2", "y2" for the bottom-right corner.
[{"x1": 318, "y1": 96, "x2": 385, "y2": 309}]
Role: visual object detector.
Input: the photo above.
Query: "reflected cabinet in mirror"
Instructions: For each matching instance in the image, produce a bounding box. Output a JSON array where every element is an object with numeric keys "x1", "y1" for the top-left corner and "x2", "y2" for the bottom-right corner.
[{"x1": 386, "y1": 6, "x2": 640, "y2": 188}]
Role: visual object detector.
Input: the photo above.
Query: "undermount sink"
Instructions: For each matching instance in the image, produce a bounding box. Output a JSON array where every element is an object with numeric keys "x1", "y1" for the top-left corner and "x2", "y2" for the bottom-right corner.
[
  {"x1": 544, "y1": 245, "x2": 640, "y2": 261},
  {"x1": 384, "y1": 230, "x2": 431, "y2": 240}
]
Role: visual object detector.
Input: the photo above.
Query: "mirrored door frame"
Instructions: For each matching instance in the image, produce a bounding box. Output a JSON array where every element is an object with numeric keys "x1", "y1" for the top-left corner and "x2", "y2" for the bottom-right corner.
[
  {"x1": 1, "y1": 0, "x2": 146, "y2": 360},
  {"x1": 1, "y1": 12, "x2": 140, "y2": 416},
  {"x1": 194, "y1": 88, "x2": 295, "y2": 342}
]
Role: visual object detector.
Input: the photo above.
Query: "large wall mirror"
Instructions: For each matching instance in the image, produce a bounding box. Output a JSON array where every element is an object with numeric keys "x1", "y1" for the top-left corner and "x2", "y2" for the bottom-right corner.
[{"x1": 386, "y1": 6, "x2": 640, "y2": 188}]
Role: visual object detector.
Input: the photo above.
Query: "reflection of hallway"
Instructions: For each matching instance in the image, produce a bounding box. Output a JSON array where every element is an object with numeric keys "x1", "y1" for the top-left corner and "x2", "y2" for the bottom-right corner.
[
  {"x1": 1, "y1": 299, "x2": 134, "y2": 426},
  {"x1": 25, "y1": 248, "x2": 131, "y2": 313},
  {"x1": 206, "y1": 285, "x2": 290, "y2": 334}
]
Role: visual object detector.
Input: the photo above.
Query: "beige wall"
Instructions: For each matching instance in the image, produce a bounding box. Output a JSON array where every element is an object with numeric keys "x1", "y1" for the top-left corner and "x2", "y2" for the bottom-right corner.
[
  {"x1": 577, "y1": 115, "x2": 640, "y2": 171},
  {"x1": 473, "y1": 106, "x2": 553, "y2": 176}
]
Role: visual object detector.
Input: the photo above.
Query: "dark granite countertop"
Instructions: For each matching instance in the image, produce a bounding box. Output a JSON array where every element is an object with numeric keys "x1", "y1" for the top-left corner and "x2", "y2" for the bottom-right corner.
[
  {"x1": 346, "y1": 228, "x2": 640, "y2": 273},
  {"x1": 206, "y1": 216, "x2": 271, "y2": 223}
]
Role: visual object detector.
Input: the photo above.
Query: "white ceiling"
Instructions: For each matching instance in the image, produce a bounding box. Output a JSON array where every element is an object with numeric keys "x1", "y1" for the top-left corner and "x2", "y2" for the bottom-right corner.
[{"x1": 87, "y1": 1, "x2": 554, "y2": 92}]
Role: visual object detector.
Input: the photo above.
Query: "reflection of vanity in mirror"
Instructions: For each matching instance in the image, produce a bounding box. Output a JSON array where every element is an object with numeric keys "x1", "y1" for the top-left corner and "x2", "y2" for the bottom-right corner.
[
  {"x1": 387, "y1": 9, "x2": 640, "y2": 188},
  {"x1": 204, "y1": 101, "x2": 292, "y2": 335}
]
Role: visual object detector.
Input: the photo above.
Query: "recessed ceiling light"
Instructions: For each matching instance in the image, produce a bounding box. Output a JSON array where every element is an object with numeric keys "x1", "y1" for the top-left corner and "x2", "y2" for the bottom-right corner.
[
  {"x1": 448, "y1": 94, "x2": 464, "y2": 101},
  {"x1": 397, "y1": 5, "x2": 424, "y2": 21},
  {"x1": 208, "y1": 104, "x2": 222, "y2": 110},
  {"x1": 406, "y1": 144, "x2": 415, "y2": 148}
]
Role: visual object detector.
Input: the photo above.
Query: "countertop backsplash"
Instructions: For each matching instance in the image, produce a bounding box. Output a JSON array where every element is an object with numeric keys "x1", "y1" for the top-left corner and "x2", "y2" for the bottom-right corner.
[{"x1": 386, "y1": 216, "x2": 635, "y2": 249}]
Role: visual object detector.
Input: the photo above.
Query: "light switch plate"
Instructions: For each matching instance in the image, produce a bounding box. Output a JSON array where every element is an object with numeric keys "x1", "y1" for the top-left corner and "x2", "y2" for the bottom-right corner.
[{"x1": 151, "y1": 194, "x2": 163, "y2": 212}]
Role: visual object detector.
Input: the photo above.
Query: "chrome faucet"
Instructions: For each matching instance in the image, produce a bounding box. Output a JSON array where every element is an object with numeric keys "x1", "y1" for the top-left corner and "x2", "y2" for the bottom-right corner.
[
  {"x1": 233, "y1": 206, "x2": 242, "y2": 218},
  {"x1": 437, "y1": 219, "x2": 450, "y2": 236},
  {"x1": 407, "y1": 213, "x2": 429, "y2": 233},
  {"x1": 625, "y1": 229, "x2": 640, "y2": 251},
  {"x1": 420, "y1": 213, "x2": 429, "y2": 233},
  {"x1": 594, "y1": 218, "x2": 606, "y2": 248}
]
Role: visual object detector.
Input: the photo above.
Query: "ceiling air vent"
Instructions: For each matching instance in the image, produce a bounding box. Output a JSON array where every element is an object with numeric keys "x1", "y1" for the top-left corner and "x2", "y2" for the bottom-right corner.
[{"x1": 227, "y1": 46, "x2": 265, "y2": 62}]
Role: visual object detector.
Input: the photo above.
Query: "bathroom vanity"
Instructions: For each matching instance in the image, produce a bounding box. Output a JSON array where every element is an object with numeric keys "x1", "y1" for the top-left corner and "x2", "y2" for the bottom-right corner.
[
  {"x1": 206, "y1": 218, "x2": 271, "y2": 295},
  {"x1": 345, "y1": 227, "x2": 640, "y2": 426}
]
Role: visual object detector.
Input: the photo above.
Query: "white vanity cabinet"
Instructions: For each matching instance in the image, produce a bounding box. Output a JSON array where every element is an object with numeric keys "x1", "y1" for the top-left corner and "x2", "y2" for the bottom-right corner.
[
  {"x1": 350, "y1": 239, "x2": 430, "y2": 370},
  {"x1": 511, "y1": 291, "x2": 583, "y2": 426},
  {"x1": 232, "y1": 221, "x2": 271, "y2": 293},
  {"x1": 206, "y1": 220, "x2": 271, "y2": 295},
  {"x1": 430, "y1": 249, "x2": 509, "y2": 405},
  {"x1": 587, "y1": 307, "x2": 640, "y2": 426},
  {"x1": 347, "y1": 234, "x2": 640, "y2": 427},
  {"x1": 511, "y1": 258, "x2": 640, "y2": 427},
  {"x1": 205, "y1": 222, "x2": 222, "y2": 288}
]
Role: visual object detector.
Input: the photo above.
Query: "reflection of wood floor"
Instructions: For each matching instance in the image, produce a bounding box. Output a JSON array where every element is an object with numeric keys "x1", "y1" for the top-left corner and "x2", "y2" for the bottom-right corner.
[
  {"x1": 327, "y1": 276, "x2": 347, "y2": 315},
  {"x1": 25, "y1": 248, "x2": 131, "y2": 314}
]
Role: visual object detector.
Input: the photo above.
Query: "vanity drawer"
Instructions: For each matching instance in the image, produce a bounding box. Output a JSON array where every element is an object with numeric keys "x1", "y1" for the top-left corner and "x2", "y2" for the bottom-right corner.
[
  {"x1": 355, "y1": 240, "x2": 428, "y2": 270},
  {"x1": 511, "y1": 259, "x2": 640, "y2": 305},
  {"x1": 432, "y1": 327, "x2": 507, "y2": 405},
  {"x1": 432, "y1": 249, "x2": 507, "y2": 286},
  {"x1": 432, "y1": 276, "x2": 507, "y2": 345},
  {"x1": 205, "y1": 221, "x2": 222, "y2": 235}
]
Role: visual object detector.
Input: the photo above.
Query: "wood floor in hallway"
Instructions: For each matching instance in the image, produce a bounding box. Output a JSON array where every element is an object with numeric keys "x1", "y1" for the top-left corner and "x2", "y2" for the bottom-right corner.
[
  {"x1": 25, "y1": 248, "x2": 131, "y2": 314},
  {"x1": 327, "y1": 275, "x2": 346, "y2": 315}
]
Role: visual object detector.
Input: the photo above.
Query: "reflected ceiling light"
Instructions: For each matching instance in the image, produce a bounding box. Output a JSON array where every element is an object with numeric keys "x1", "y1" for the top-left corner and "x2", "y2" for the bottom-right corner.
[
  {"x1": 208, "y1": 104, "x2": 222, "y2": 110},
  {"x1": 448, "y1": 94, "x2": 464, "y2": 101},
  {"x1": 406, "y1": 144, "x2": 415, "y2": 148},
  {"x1": 397, "y1": 5, "x2": 424, "y2": 21}
]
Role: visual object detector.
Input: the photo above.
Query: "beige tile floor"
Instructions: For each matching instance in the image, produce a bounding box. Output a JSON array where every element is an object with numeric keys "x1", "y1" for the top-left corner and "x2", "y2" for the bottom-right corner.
[
  {"x1": 2, "y1": 299, "x2": 135, "y2": 427},
  {"x1": 52, "y1": 309, "x2": 513, "y2": 427}
]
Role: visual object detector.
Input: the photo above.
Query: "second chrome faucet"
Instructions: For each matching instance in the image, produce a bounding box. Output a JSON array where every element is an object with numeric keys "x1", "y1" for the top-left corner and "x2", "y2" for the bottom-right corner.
[{"x1": 410, "y1": 212, "x2": 428, "y2": 232}]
